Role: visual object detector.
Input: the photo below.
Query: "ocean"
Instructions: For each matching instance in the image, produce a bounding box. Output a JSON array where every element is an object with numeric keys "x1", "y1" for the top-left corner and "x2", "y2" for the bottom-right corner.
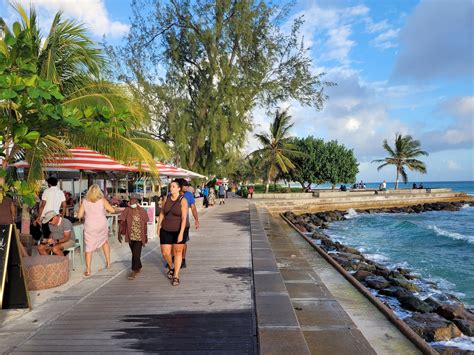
[{"x1": 322, "y1": 181, "x2": 474, "y2": 350}]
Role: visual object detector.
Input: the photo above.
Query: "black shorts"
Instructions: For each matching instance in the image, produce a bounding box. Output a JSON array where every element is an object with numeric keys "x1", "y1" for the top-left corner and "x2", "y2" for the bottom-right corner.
[
  {"x1": 219, "y1": 194, "x2": 224, "y2": 198},
  {"x1": 160, "y1": 227, "x2": 189, "y2": 245}
]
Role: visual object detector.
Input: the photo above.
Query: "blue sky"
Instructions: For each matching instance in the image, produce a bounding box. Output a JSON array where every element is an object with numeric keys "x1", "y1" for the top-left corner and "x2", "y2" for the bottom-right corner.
[{"x1": 1, "y1": 0, "x2": 473, "y2": 182}]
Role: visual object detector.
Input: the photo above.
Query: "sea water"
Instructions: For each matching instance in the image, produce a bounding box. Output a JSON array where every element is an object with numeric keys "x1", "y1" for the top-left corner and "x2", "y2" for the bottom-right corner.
[{"x1": 322, "y1": 181, "x2": 474, "y2": 349}]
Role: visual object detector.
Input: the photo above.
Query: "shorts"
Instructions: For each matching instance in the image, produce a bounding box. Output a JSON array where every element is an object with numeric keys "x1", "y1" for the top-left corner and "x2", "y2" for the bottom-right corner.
[
  {"x1": 160, "y1": 227, "x2": 189, "y2": 245},
  {"x1": 219, "y1": 194, "x2": 225, "y2": 198}
]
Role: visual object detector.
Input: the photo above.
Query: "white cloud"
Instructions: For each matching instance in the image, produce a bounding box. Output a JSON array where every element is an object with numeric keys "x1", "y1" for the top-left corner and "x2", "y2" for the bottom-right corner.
[
  {"x1": 14, "y1": 0, "x2": 129, "y2": 39},
  {"x1": 370, "y1": 28, "x2": 400, "y2": 49}
]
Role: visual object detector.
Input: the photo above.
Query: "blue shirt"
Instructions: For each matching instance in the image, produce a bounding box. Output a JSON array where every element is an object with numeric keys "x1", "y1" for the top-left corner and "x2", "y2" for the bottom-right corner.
[
  {"x1": 202, "y1": 187, "x2": 209, "y2": 197},
  {"x1": 183, "y1": 191, "x2": 195, "y2": 206}
]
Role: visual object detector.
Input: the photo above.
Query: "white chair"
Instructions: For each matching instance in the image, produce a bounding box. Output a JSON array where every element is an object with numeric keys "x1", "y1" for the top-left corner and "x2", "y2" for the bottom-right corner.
[{"x1": 64, "y1": 225, "x2": 84, "y2": 270}]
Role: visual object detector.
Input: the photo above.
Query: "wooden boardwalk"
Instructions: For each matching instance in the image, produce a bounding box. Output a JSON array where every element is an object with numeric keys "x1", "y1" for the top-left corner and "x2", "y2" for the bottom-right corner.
[{"x1": 4, "y1": 199, "x2": 256, "y2": 354}]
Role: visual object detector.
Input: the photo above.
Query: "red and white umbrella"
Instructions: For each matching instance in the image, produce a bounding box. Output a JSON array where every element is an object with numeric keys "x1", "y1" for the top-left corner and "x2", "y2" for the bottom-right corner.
[
  {"x1": 135, "y1": 161, "x2": 188, "y2": 177},
  {"x1": 10, "y1": 147, "x2": 135, "y2": 172}
]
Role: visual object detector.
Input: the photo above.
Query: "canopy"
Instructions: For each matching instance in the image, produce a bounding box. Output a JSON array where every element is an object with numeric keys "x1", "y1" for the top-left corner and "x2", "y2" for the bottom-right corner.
[
  {"x1": 176, "y1": 167, "x2": 207, "y2": 179},
  {"x1": 10, "y1": 147, "x2": 135, "y2": 172}
]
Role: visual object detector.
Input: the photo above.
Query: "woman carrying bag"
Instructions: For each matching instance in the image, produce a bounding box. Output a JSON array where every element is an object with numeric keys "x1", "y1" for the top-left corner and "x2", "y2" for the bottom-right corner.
[
  {"x1": 157, "y1": 180, "x2": 188, "y2": 286},
  {"x1": 118, "y1": 197, "x2": 149, "y2": 280}
]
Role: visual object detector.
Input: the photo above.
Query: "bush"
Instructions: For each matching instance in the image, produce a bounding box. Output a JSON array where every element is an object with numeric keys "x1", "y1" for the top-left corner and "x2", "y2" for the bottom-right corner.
[{"x1": 252, "y1": 184, "x2": 303, "y2": 193}]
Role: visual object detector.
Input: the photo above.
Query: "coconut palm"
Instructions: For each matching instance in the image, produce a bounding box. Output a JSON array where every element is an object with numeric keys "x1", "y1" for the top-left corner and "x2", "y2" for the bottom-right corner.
[
  {"x1": 3, "y1": 4, "x2": 168, "y2": 179},
  {"x1": 252, "y1": 109, "x2": 302, "y2": 193},
  {"x1": 372, "y1": 133, "x2": 428, "y2": 189}
]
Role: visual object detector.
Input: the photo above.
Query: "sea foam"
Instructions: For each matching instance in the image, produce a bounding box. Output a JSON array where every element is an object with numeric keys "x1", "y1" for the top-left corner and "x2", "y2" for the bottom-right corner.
[
  {"x1": 344, "y1": 208, "x2": 359, "y2": 219},
  {"x1": 428, "y1": 225, "x2": 474, "y2": 244}
]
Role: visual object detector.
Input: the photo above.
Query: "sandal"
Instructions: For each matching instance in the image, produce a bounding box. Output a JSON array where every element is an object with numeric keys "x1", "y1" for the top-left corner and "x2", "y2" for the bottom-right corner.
[
  {"x1": 83, "y1": 271, "x2": 91, "y2": 278},
  {"x1": 167, "y1": 268, "x2": 174, "y2": 279},
  {"x1": 171, "y1": 277, "x2": 180, "y2": 286}
]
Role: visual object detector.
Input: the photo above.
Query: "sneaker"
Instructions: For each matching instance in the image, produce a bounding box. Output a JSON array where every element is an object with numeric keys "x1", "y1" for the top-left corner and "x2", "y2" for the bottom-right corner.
[{"x1": 181, "y1": 259, "x2": 187, "y2": 268}]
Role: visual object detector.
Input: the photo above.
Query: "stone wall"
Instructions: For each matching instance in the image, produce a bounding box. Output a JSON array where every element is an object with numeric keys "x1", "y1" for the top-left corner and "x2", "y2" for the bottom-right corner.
[{"x1": 253, "y1": 189, "x2": 473, "y2": 215}]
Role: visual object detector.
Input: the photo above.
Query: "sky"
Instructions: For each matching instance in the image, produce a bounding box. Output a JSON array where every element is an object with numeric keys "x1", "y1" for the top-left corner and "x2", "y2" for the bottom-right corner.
[{"x1": 1, "y1": 0, "x2": 473, "y2": 182}]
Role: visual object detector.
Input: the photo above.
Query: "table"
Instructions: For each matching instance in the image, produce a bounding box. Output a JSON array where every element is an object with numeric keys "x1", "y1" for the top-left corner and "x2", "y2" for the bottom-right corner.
[{"x1": 106, "y1": 211, "x2": 123, "y2": 238}]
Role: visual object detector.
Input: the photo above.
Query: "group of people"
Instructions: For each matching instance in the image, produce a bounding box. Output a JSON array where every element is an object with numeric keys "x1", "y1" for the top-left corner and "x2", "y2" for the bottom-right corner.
[
  {"x1": 412, "y1": 182, "x2": 424, "y2": 189},
  {"x1": 201, "y1": 182, "x2": 228, "y2": 207}
]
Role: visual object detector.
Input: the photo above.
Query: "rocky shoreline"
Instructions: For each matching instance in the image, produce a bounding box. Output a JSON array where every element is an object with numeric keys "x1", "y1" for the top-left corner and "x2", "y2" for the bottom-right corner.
[{"x1": 283, "y1": 201, "x2": 474, "y2": 355}]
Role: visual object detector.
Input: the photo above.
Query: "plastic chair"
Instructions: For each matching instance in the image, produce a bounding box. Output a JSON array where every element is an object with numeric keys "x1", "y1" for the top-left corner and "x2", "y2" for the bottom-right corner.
[{"x1": 64, "y1": 225, "x2": 85, "y2": 270}]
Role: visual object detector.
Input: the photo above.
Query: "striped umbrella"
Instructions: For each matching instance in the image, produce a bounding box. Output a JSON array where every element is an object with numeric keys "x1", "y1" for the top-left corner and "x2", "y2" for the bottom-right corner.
[{"x1": 10, "y1": 147, "x2": 136, "y2": 172}]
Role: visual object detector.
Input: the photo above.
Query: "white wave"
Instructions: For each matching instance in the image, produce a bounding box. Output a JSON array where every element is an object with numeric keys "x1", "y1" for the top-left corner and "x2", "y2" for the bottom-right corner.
[
  {"x1": 432, "y1": 335, "x2": 474, "y2": 351},
  {"x1": 365, "y1": 253, "x2": 389, "y2": 263},
  {"x1": 428, "y1": 225, "x2": 474, "y2": 244},
  {"x1": 461, "y1": 203, "x2": 472, "y2": 209},
  {"x1": 344, "y1": 208, "x2": 359, "y2": 219}
]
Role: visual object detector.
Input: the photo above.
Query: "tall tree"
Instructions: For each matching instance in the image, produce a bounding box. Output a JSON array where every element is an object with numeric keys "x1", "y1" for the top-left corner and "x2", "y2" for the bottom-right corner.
[
  {"x1": 287, "y1": 136, "x2": 326, "y2": 189},
  {"x1": 252, "y1": 109, "x2": 301, "y2": 193},
  {"x1": 111, "y1": 0, "x2": 334, "y2": 173},
  {"x1": 372, "y1": 133, "x2": 428, "y2": 189},
  {"x1": 1, "y1": 4, "x2": 168, "y2": 180},
  {"x1": 322, "y1": 141, "x2": 358, "y2": 189}
]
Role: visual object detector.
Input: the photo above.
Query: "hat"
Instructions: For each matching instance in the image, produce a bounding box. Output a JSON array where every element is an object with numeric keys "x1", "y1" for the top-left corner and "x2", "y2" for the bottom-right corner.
[{"x1": 42, "y1": 210, "x2": 58, "y2": 224}]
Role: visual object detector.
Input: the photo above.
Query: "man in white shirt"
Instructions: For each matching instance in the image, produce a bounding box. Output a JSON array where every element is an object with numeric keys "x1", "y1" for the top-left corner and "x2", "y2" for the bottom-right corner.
[{"x1": 36, "y1": 177, "x2": 66, "y2": 238}]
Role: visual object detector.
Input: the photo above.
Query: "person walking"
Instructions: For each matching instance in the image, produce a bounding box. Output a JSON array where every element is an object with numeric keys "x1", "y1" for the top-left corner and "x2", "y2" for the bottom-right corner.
[
  {"x1": 36, "y1": 177, "x2": 66, "y2": 240},
  {"x1": 176, "y1": 179, "x2": 199, "y2": 269},
  {"x1": 208, "y1": 185, "x2": 216, "y2": 206},
  {"x1": 248, "y1": 185, "x2": 254, "y2": 199},
  {"x1": 157, "y1": 179, "x2": 188, "y2": 286},
  {"x1": 77, "y1": 184, "x2": 116, "y2": 277},
  {"x1": 202, "y1": 185, "x2": 209, "y2": 208},
  {"x1": 218, "y1": 184, "x2": 225, "y2": 205},
  {"x1": 118, "y1": 197, "x2": 149, "y2": 280}
]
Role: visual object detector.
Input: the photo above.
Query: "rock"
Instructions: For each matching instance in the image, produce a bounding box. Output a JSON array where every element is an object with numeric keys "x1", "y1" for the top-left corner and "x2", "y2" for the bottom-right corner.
[
  {"x1": 331, "y1": 256, "x2": 352, "y2": 269},
  {"x1": 390, "y1": 276, "x2": 419, "y2": 292},
  {"x1": 304, "y1": 223, "x2": 316, "y2": 232},
  {"x1": 432, "y1": 345, "x2": 474, "y2": 355},
  {"x1": 356, "y1": 262, "x2": 377, "y2": 272},
  {"x1": 341, "y1": 245, "x2": 362, "y2": 255},
  {"x1": 320, "y1": 223, "x2": 329, "y2": 229},
  {"x1": 398, "y1": 295, "x2": 435, "y2": 313},
  {"x1": 373, "y1": 268, "x2": 391, "y2": 279},
  {"x1": 294, "y1": 224, "x2": 308, "y2": 233},
  {"x1": 365, "y1": 276, "x2": 391, "y2": 290},
  {"x1": 404, "y1": 313, "x2": 462, "y2": 341},
  {"x1": 436, "y1": 303, "x2": 474, "y2": 321},
  {"x1": 353, "y1": 270, "x2": 375, "y2": 282},
  {"x1": 453, "y1": 318, "x2": 474, "y2": 336},
  {"x1": 396, "y1": 267, "x2": 411, "y2": 276},
  {"x1": 424, "y1": 297, "x2": 443, "y2": 310},
  {"x1": 320, "y1": 238, "x2": 336, "y2": 249},
  {"x1": 378, "y1": 287, "x2": 411, "y2": 298},
  {"x1": 334, "y1": 252, "x2": 364, "y2": 261}
]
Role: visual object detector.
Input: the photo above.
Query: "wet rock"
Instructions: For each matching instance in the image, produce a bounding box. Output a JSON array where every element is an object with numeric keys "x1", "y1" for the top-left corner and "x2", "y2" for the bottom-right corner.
[
  {"x1": 331, "y1": 255, "x2": 352, "y2": 269},
  {"x1": 353, "y1": 270, "x2": 375, "y2": 282},
  {"x1": 335, "y1": 252, "x2": 364, "y2": 261},
  {"x1": 341, "y1": 245, "x2": 362, "y2": 255},
  {"x1": 396, "y1": 267, "x2": 411, "y2": 276},
  {"x1": 389, "y1": 276, "x2": 419, "y2": 292},
  {"x1": 378, "y1": 287, "x2": 411, "y2": 298},
  {"x1": 304, "y1": 223, "x2": 316, "y2": 232},
  {"x1": 320, "y1": 223, "x2": 329, "y2": 229},
  {"x1": 365, "y1": 276, "x2": 391, "y2": 290},
  {"x1": 453, "y1": 318, "x2": 474, "y2": 336},
  {"x1": 432, "y1": 345, "x2": 474, "y2": 355},
  {"x1": 294, "y1": 224, "x2": 308, "y2": 233},
  {"x1": 424, "y1": 297, "x2": 443, "y2": 310},
  {"x1": 398, "y1": 295, "x2": 435, "y2": 313},
  {"x1": 355, "y1": 262, "x2": 377, "y2": 272},
  {"x1": 404, "y1": 313, "x2": 462, "y2": 341},
  {"x1": 436, "y1": 303, "x2": 474, "y2": 321}
]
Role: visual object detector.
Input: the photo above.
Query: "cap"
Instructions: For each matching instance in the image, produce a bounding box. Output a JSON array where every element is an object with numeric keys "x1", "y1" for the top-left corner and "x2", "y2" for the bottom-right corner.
[{"x1": 42, "y1": 210, "x2": 58, "y2": 224}]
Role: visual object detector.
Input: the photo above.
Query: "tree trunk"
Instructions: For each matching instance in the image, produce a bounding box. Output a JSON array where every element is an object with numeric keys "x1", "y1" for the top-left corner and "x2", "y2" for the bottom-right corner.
[
  {"x1": 395, "y1": 169, "x2": 399, "y2": 189},
  {"x1": 265, "y1": 171, "x2": 271, "y2": 193},
  {"x1": 332, "y1": 184, "x2": 336, "y2": 190}
]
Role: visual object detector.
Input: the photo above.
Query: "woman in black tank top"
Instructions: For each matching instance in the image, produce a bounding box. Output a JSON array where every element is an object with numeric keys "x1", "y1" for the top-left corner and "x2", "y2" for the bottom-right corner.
[{"x1": 157, "y1": 180, "x2": 188, "y2": 286}]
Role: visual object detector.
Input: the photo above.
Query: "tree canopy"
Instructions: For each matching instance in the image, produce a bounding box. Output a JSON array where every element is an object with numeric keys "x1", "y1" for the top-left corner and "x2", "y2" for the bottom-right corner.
[
  {"x1": 110, "y1": 0, "x2": 334, "y2": 173},
  {"x1": 372, "y1": 133, "x2": 428, "y2": 189}
]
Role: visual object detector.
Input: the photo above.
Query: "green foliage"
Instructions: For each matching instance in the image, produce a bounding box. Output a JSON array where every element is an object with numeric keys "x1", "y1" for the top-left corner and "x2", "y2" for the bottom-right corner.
[
  {"x1": 372, "y1": 133, "x2": 428, "y2": 189},
  {"x1": 110, "y1": 0, "x2": 334, "y2": 174},
  {"x1": 287, "y1": 136, "x2": 326, "y2": 188},
  {"x1": 321, "y1": 141, "x2": 359, "y2": 188},
  {"x1": 252, "y1": 109, "x2": 304, "y2": 192}
]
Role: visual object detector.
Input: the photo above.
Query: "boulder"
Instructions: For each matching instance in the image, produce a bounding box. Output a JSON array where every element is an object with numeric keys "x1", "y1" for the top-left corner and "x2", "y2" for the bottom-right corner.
[
  {"x1": 436, "y1": 303, "x2": 474, "y2": 321},
  {"x1": 304, "y1": 223, "x2": 316, "y2": 232},
  {"x1": 356, "y1": 262, "x2": 377, "y2": 272},
  {"x1": 320, "y1": 223, "x2": 329, "y2": 229},
  {"x1": 365, "y1": 276, "x2": 391, "y2": 290},
  {"x1": 378, "y1": 287, "x2": 411, "y2": 298},
  {"x1": 390, "y1": 276, "x2": 419, "y2": 292},
  {"x1": 353, "y1": 270, "x2": 375, "y2": 282},
  {"x1": 453, "y1": 318, "x2": 474, "y2": 336},
  {"x1": 398, "y1": 295, "x2": 435, "y2": 313},
  {"x1": 294, "y1": 224, "x2": 308, "y2": 233},
  {"x1": 404, "y1": 313, "x2": 462, "y2": 341},
  {"x1": 335, "y1": 252, "x2": 364, "y2": 261},
  {"x1": 424, "y1": 297, "x2": 443, "y2": 310},
  {"x1": 341, "y1": 245, "x2": 362, "y2": 256}
]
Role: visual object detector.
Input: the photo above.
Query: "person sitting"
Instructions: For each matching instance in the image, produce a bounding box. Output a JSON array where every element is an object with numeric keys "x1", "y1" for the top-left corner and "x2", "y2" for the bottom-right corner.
[
  {"x1": 38, "y1": 210, "x2": 75, "y2": 256},
  {"x1": 340, "y1": 184, "x2": 347, "y2": 191},
  {"x1": 418, "y1": 183, "x2": 424, "y2": 189},
  {"x1": 412, "y1": 183, "x2": 417, "y2": 189}
]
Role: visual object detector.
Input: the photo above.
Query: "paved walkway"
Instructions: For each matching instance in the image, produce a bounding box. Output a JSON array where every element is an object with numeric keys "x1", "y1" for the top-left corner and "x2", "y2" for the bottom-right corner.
[{"x1": 1, "y1": 199, "x2": 256, "y2": 354}]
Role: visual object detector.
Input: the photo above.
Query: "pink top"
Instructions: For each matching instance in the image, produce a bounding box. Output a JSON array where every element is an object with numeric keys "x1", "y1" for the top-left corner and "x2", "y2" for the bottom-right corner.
[{"x1": 83, "y1": 199, "x2": 109, "y2": 252}]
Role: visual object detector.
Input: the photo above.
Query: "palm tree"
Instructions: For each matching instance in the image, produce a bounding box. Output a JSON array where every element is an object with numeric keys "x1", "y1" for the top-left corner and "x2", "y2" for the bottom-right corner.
[
  {"x1": 5, "y1": 4, "x2": 168, "y2": 179},
  {"x1": 372, "y1": 133, "x2": 428, "y2": 189},
  {"x1": 252, "y1": 109, "x2": 302, "y2": 193}
]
